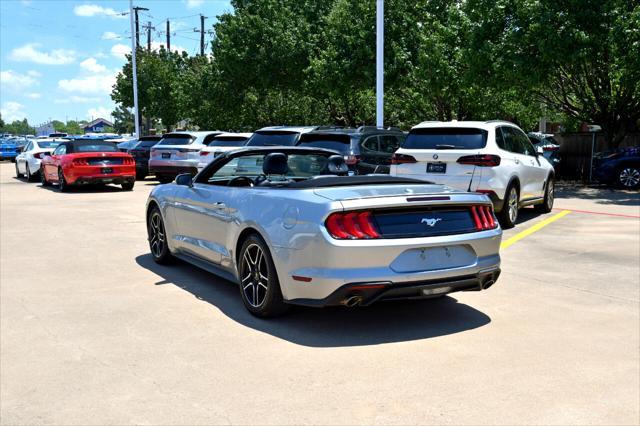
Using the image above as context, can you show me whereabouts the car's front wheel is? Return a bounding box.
[617,166,640,189]
[535,177,554,213]
[238,234,289,318]
[147,206,174,264]
[498,185,519,229]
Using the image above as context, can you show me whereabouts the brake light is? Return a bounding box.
[457,154,501,167]
[325,211,380,239]
[200,151,210,156]
[72,158,88,166]
[124,157,135,165]
[344,155,360,165]
[471,205,497,231]
[33,152,48,159]
[391,154,417,164]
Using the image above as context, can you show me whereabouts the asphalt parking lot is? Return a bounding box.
[1,162,639,425]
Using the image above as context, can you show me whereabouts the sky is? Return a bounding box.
[0,0,232,127]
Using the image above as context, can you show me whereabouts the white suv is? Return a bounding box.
[149,131,222,183]
[390,121,555,228]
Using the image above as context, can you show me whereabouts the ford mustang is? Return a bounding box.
[146,147,502,317]
[40,140,136,191]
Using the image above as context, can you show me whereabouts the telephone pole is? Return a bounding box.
[129,1,141,137]
[194,15,207,55]
[143,21,155,51]
[166,20,170,51]
[132,6,148,48]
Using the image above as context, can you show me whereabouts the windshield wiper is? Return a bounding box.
[434,144,459,149]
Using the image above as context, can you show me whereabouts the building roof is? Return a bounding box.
[83,118,114,129]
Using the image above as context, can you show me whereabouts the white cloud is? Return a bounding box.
[1,102,27,122]
[27,70,41,77]
[9,43,76,65]
[80,57,107,73]
[20,0,32,5]
[25,93,41,99]
[87,106,113,121]
[111,43,131,59]
[58,73,117,95]
[73,4,126,19]
[101,31,121,40]
[185,0,204,9]
[0,70,39,91]
[54,96,102,104]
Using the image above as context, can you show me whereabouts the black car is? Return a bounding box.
[593,147,640,189]
[127,136,163,179]
[296,126,406,174]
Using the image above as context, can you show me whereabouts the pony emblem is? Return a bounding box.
[421,218,442,227]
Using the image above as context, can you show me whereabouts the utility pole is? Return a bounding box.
[129,0,141,138]
[376,0,384,128]
[143,21,155,51]
[132,6,148,48]
[194,15,207,55]
[166,20,170,51]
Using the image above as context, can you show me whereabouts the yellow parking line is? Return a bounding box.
[501,210,572,250]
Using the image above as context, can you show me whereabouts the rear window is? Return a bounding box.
[158,134,194,146]
[246,131,299,146]
[75,143,118,153]
[37,142,60,148]
[207,136,248,147]
[403,128,488,150]
[297,134,352,153]
[137,139,161,148]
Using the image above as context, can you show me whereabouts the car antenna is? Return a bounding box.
[467,152,479,192]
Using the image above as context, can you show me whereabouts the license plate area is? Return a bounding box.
[162,152,171,159]
[427,162,446,173]
[422,286,453,296]
[101,168,113,174]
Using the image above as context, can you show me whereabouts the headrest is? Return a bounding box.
[324,155,349,176]
[263,152,289,175]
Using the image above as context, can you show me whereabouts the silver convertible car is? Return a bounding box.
[145,147,502,317]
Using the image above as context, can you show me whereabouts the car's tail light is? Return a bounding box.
[391,154,417,164]
[73,158,88,166]
[457,154,501,167]
[200,151,210,156]
[471,205,497,231]
[33,152,48,159]
[344,155,360,165]
[124,157,135,165]
[325,211,381,239]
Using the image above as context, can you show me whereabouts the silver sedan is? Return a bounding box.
[145,147,502,317]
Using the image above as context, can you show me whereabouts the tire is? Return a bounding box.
[25,163,35,182]
[238,234,289,318]
[15,162,23,178]
[147,206,175,265]
[498,184,519,229]
[57,168,70,192]
[157,174,174,184]
[535,176,554,213]
[122,181,135,191]
[617,166,640,189]
[40,167,52,186]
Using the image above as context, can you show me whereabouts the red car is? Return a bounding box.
[40,140,136,191]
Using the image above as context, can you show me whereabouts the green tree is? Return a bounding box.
[112,106,134,134]
[0,113,5,129]
[467,0,640,146]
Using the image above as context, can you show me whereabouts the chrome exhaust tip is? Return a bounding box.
[482,279,495,290]
[342,295,363,307]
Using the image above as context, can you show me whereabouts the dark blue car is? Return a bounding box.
[593,147,640,189]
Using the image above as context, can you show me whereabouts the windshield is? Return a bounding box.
[75,143,118,153]
[158,134,194,146]
[246,131,299,147]
[297,134,352,153]
[208,137,248,147]
[403,128,488,150]
[37,142,60,148]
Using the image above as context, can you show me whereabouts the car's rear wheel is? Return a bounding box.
[122,181,135,191]
[40,167,51,186]
[498,185,519,229]
[147,206,174,264]
[617,166,640,189]
[15,162,23,178]
[25,163,34,182]
[57,168,70,192]
[535,177,554,213]
[238,234,289,318]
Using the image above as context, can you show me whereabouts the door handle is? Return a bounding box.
[514,159,520,164]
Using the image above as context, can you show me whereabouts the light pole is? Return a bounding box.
[376,0,384,128]
[129,0,141,138]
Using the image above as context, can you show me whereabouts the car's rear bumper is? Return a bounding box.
[273,227,502,304]
[0,152,18,160]
[149,160,198,176]
[65,165,136,185]
[72,175,136,185]
[289,268,500,307]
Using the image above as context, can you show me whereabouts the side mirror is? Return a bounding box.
[175,173,193,187]
[536,146,544,156]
